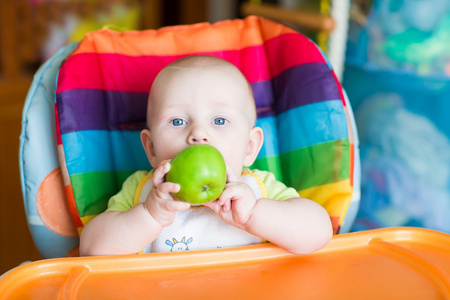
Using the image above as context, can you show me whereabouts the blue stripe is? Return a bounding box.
[61,130,150,175]
[255,116,279,158]
[277,100,348,154]
[60,100,347,174]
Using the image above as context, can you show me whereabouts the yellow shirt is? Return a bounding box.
[108,168,299,212]
[107,169,299,253]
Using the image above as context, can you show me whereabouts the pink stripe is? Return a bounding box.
[56,54,169,93]
[56,49,270,93]
[56,33,326,93]
[266,33,326,76]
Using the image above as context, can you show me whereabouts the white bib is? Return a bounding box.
[137,174,264,253]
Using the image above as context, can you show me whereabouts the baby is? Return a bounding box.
[80,55,332,255]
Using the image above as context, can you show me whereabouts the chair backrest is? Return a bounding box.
[20,42,80,258]
[21,17,360,258]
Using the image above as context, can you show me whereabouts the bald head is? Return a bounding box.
[147,55,256,128]
[165,55,236,70]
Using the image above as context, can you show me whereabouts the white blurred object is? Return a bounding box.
[328,0,350,80]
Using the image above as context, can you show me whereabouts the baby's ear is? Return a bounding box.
[140,129,158,168]
[244,127,264,167]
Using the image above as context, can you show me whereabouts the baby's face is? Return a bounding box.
[145,64,260,177]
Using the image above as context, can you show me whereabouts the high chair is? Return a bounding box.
[18,16,360,258]
[5,16,449,299]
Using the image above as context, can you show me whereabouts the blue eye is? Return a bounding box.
[214,118,227,125]
[171,119,186,126]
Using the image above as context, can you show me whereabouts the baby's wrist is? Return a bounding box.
[142,201,166,228]
[241,196,260,230]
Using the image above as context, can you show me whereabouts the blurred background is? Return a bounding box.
[1,0,449,274]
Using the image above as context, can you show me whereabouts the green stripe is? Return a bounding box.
[280,139,350,191]
[70,139,349,217]
[250,155,283,182]
[70,170,136,218]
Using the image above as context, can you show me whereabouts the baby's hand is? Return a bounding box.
[144,160,190,227]
[204,166,257,230]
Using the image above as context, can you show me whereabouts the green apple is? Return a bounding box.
[166,144,226,205]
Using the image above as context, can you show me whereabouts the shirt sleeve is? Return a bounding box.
[252,169,300,201]
[106,171,148,212]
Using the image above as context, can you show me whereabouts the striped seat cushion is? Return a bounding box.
[55,16,355,235]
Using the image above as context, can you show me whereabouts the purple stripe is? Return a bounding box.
[252,80,275,119]
[252,80,273,108]
[273,63,340,114]
[56,90,148,134]
[56,63,340,134]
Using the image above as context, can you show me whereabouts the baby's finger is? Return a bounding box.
[152,160,171,187]
[165,199,190,212]
[222,199,231,212]
[216,188,232,212]
[203,200,220,214]
[155,182,180,199]
[218,182,238,203]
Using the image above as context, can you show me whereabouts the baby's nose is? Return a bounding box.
[188,127,209,144]
[188,135,208,144]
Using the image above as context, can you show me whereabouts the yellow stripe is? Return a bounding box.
[77,226,84,237]
[241,171,267,198]
[299,179,353,225]
[318,0,331,52]
[80,215,97,226]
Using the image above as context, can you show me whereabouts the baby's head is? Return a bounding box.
[140,55,264,177]
[147,55,257,127]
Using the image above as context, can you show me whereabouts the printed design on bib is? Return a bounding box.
[165,236,193,252]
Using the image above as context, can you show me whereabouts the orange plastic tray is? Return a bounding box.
[1,227,449,300]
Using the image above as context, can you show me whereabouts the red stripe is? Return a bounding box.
[56,33,327,93]
[65,185,83,228]
[55,103,62,145]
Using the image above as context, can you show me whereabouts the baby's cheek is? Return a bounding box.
[155,146,182,162]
